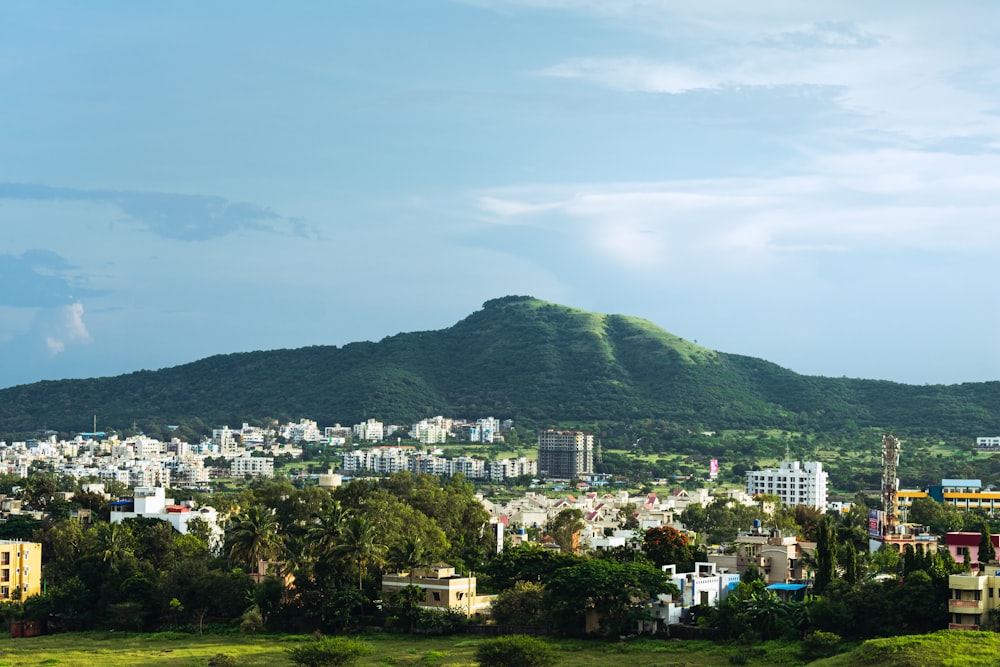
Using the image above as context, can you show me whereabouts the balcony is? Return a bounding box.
[949,599,983,609]
[949,622,980,631]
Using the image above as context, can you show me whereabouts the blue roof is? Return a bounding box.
[942,479,981,487]
[767,583,808,591]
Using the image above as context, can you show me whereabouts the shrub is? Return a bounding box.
[208,654,239,667]
[286,637,374,667]
[475,635,557,667]
[801,630,842,660]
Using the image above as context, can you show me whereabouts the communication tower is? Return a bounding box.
[881,434,900,535]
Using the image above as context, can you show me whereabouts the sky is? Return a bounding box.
[3,1,1000,389]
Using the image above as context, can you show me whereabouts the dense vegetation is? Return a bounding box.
[2,295,1000,439]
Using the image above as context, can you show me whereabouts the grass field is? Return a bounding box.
[0,631,803,667]
[2,630,997,666]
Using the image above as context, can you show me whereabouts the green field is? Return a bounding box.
[0,632,787,667]
[0,630,997,666]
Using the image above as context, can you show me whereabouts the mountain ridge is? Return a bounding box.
[0,295,998,436]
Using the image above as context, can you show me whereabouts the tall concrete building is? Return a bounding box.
[538,430,594,479]
[745,461,828,510]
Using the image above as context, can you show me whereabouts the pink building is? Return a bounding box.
[945,532,1000,569]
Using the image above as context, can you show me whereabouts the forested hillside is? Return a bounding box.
[1,295,999,438]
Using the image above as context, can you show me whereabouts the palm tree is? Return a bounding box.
[226,504,283,573]
[334,515,387,590]
[306,500,351,561]
[92,522,134,568]
[389,536,429,585]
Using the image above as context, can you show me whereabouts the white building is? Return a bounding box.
[475,417,501,443]
[488,457,537,481]
[280,419,322,444]
[212,426,241,456]
[110,487,223,548]
[977,437,1000,450]
[745,461,828,510]
[353,419,385,443]
[411,420,449,445]
[231,455,274,478]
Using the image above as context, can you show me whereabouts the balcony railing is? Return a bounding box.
[949,622,980,631]
[949,599,983,609]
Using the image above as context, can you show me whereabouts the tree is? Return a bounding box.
[979,525,996,567]
[334,515,387,590]
[226,504,283,571]
[489,581,550,629]
[547,559,676,636]
[475,635,557,667]
[90,521,135,568]
[814,517,836,594]
[546,509,584,554]
[389,535,430,584]
[642,526,694,570]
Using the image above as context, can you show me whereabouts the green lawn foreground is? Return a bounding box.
[0,632,761,667]
[2,630,998,667]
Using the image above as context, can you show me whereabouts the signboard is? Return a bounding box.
[709,459,719,478]
[868,508,882,538]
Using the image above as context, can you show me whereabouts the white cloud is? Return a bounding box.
[43,302,90,357]
[474,145,1000,276]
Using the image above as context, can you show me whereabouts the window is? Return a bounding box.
[432,592,440,601]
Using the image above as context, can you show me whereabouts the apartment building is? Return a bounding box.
[949,567,1000,630]
[745,461,828,510]
[537,430,594,479]
[231,455,275,478]
[0,540,42,601]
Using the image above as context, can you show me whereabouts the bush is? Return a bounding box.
[286,637,374,667]
[208,654,239,667]
[801,630,842,660]
[475,635,557,667]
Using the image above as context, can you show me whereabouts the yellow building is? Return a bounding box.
[949,567,1000,630]
[381,565,494,617]
[0,540,41,601]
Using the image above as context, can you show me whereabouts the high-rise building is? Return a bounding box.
[538,430,594,479]
[745,461,828,510]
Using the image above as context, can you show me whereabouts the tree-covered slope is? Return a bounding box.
[1,295,999,435]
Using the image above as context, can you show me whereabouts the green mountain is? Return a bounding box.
[1,295,999,435]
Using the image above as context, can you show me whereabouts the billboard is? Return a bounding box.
[709,459,719,478]
[868,508,882,538]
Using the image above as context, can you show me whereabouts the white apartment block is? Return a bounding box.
[280,419,322,443]
[231,455,275,478]
[411,420,449,445]
[475,417,501,443]
[239,423,267,447]
[212,426,241,456]
[488,457,537,481]
[745,461,828,510]
[977,437,1000,450]
[353,419,385,443]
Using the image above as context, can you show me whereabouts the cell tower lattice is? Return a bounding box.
[881,434,900,534]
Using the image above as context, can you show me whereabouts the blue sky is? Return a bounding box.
[3,1,1000,389]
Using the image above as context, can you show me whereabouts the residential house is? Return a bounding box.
[381,565,494,617]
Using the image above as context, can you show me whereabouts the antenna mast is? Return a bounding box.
[881,434,900,535]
